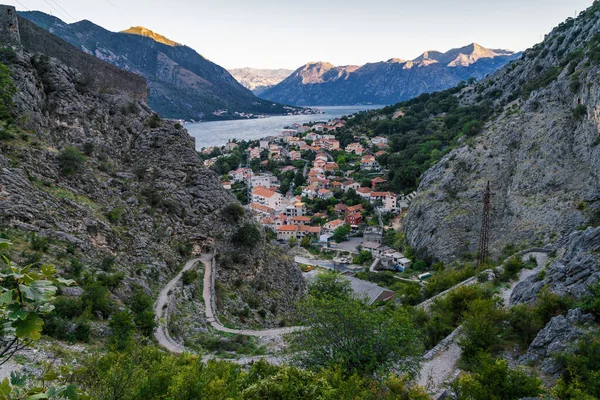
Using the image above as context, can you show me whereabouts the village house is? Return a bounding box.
[250,203,277,218]
[330,181,343,191]
[259,139,270,149]
[375,150,387,157]
[323,219,345,232]
[289,216,312,226]
[325,162,339,172]
[314,159,327,169]
[289,150,301,161]
[302,185,318,199]
[250,174,279,189]
[322,139,340,151]
[229,167,252,183]
[305,132,321,141]
[221,181,232,190]
[249,147,261,160]
[280,166,297,173]
[297,125,311,134]
[203,158,217,167]
[224,142,238,152]
[371,177,387,189]
[315,153,328,162]
[284,202,307,217]
[317,188,333,200]
[360,155,380,171]
[345,212,363,226]
[276,225,321,241]
[363,226,384,244]
[342,179,361,192]
[313,124,325,132]
[357,187,372,200]
[335,203,349,213]
[252,186,283,211]
[371,191,398,212]
[346,204,364,214]
[345,143,364,155]
[371,136,388,145]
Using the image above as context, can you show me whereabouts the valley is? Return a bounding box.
[0,1,599,399]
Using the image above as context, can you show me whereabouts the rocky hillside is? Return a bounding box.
[0,8,304,330]
[260,43,520,106]
[17,11,299,121]
[402,8,600,262]
[228,67,293,95]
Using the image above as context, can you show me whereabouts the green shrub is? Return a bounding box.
[106,207,122,223]
[0,62,16,123]
[452,354,542,400]
[503,256,524,281]
[232,223,261,248]
[554,335,600,399]
[182,269,199,285]
[109,311,135,351]
[29,233,50,252]
[81,283,112,318]
[572,104,587,119]
[58,147,86,175]
[53,296,83,319]
[222,203,245,223]
[459,298,505,363]
[99,256,116,272]
[74,319,91,342]
[506,303,544,349]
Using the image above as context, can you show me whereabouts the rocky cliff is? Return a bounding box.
[17,11,299,121]
[404,8,600,263]
[260,44,520,106]
[0,10,304,327]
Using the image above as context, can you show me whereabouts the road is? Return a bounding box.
[202,252,301,337]
[154,257,201,353]
[294,255,354,272]
[154,253,302,355]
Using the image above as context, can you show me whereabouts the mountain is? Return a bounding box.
[260,44,521,106]
[228,67,294,95]
[17,12,299,121]
[2,2,304,325]
[329,12,600,263]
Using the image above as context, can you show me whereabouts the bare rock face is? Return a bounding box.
[405,9,600,263]
[0,46,304,320]
[519,308,595,375]
[511,227,600,305]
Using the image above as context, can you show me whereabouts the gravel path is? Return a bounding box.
[415,251,551,393]
[154,253,301,357]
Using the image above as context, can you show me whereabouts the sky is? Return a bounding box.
[4,0,595,69]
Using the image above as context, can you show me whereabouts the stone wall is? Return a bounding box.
[14,12,147,101]
[0,6,22,52]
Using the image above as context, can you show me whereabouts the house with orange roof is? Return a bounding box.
[371,191,398,212]
[357,187,372,200]
[252,186,283,210]
[317,188,333,200]
[371,177,387,189]
[290,216,312,226]
[345,143,364,155]
[345,212,363,226]
[360,155,380,171]
[323,219,345,232]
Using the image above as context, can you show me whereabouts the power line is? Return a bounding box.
[13,0,30,11]
[48,0,77,22]
[41,0,71,22]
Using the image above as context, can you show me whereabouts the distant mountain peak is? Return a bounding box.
[121,26,181,47]
[411,43,517,67]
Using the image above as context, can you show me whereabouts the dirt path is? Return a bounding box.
[415,250,551,393]
[155,252,301,358]
[154,257,202,353]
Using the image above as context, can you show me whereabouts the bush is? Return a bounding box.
[459,298,505,363]
[109,311,135,351]
[222,203,245,223]
[106,208,122,223]
[29,233,50,252]
[99,256,116,272]
[503,256,524,281]
[53,296,83,319]
[182,269,199,285]
[81,283,112,318]
[572,104,587,119]
[554,335,600,399]
[74,319,91,342]
[58,147,86,175]
[232,223,261,248]
[452,353,542,400]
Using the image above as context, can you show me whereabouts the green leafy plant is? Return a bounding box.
[0,240,75,366]
[57,147,86,175]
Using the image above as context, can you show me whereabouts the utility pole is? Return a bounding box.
[476,181,492,268]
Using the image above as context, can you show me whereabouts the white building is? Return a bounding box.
[252,186,283,211]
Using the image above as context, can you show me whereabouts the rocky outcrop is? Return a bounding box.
[511,227,600,304]
[519,308,595,374]
[261,44,519,106]
[405,6,600,263]
[0,37,303,324]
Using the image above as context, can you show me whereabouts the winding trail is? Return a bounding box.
[154,252,301,355]
[415,250,551,394]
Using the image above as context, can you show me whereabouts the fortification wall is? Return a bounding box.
[8,11,147,101]
[0,5,22,52]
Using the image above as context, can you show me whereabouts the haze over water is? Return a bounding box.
[187,105,383,149]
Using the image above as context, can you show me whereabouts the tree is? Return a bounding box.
[222,203,245,223]
[232,224,262,247]
[459,298,505,363]
[109,311,136,351]
[289,297,421,376]
[352,250,373,265]
[332,224,351,243]
[308,272,352,301]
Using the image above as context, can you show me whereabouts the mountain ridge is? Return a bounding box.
[261,43,521,106]
[18,11,298,121]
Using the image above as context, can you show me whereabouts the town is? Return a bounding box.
[199,116,420,277]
